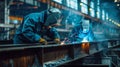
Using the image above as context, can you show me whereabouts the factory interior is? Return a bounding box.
[0,0,120,67]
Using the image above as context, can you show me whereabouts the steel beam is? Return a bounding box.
[0,40,120,67]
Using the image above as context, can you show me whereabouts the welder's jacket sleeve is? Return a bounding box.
[46,28,60,40]
[13,11,60,44]
[14,13,43,44]
[69,25,81,42]
[21,18,41,42]
[69,25,94,43]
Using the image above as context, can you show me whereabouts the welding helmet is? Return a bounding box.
[82,19,90,33]
[44,8,62,26]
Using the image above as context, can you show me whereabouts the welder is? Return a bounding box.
[13,8,62,45]
[69,18,94,43]
[68,18,95,54]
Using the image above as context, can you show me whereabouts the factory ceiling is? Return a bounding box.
[7,0,120,23]
[8,0,47,17]
[100,0,120,22]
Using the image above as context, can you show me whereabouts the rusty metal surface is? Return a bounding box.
[0,40,120,67]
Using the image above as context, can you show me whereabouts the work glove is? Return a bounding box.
[54,38,61,44]
[39,38,47,45]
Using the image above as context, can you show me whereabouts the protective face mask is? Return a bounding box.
[82,20,90,33]
[44,13,60,26]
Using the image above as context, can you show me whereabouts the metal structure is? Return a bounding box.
[0,0,120,66]
[0,39,120,67]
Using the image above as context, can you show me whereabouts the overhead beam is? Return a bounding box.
[0,23,70,32]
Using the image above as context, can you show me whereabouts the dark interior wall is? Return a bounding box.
[0,0,5,40]
[10,2,48,17]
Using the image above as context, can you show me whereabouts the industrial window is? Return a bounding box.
[53,0,62,4]
[81,0,88,4]
[81,3,88,14]
[26,0,33,4]
[97,0,100,5]
[89,1,95,17]
[67,0,78,10]
[106,13,108,20]
[90,8,95,17]
[90,1,94,8]
[97,6,100,18]
[102,10,105,20]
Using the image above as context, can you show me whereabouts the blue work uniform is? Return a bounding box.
[13,11,60,44]
[69,25,94,43]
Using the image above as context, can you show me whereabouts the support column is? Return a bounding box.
[5,0,10,40]
[0,0,5,40]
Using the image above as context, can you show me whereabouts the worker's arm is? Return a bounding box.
[21,18,42,43]
[47,27,61,44]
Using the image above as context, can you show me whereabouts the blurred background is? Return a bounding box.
[0,0,120,41]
